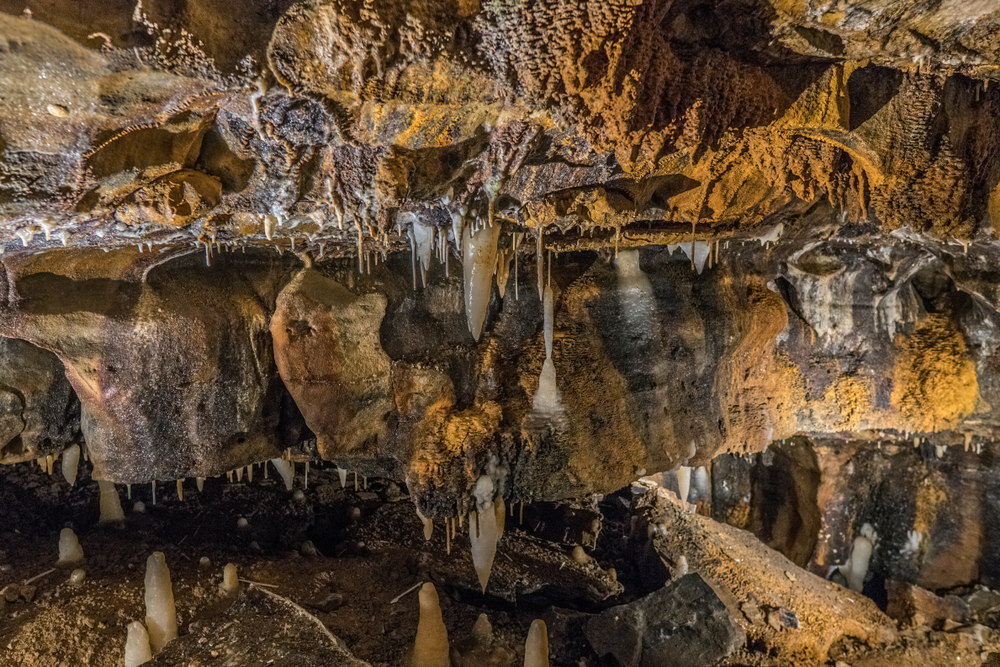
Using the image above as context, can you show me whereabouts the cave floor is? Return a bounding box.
[0,458,996,666]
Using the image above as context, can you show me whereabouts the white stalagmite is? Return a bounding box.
[676,466,692,506]
[62,444,80,486]
[469,475,499,593]
[144,551,178,654]
[270,458,294,491]
[843,523,876,592]
[462,220,501,341]
[57,527,84,566]
[124,621,153,667]
[524,619,549,667]
[98,480,125,524]
[411,583,450,667]
[220,563,239,594]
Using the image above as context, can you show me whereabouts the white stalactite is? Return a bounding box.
[61,444,80,486]
[462,221,501,341]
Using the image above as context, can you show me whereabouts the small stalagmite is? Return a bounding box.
[411,582,450,667]
[524,619,549,667]
[220,563,239,594]
[98,480,125,524]
[57,527,84,567]
[144,551,178,654]
[124,621,153,667]
[61,444,80,486]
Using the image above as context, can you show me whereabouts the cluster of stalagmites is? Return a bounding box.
[410,582,548,667]
[49,523,547,665]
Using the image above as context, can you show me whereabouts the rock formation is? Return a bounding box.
[3,1,1000,664]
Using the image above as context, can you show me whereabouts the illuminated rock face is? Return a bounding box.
[0,2,999,509]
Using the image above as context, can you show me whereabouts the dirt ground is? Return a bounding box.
[3,455,998,666]
[0,453,628,667]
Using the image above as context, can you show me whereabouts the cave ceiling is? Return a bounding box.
[0,0,999,512]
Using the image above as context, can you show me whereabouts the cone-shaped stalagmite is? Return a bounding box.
[411,582,450,667]
[144,551,178,653]
[524,619,549,667]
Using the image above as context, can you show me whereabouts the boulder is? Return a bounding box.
[586,573,745,667]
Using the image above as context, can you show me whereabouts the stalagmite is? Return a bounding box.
[462,220,501,340]
[270,458,294,491]
[469,475,499,592]
[677,466,692,506]
[57,527,84,566]
[144,552,178,653]
[410,583,450,667]
[124,621,153,667]
[98,480,125,524]
[524,619,549,667]
[842,523,876,593]
[220,563,239,594]
[61,444,80,486]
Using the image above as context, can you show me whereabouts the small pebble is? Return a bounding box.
[236,517,249,530]
[307,591,343,613]
[19,585,37,602]
[133,501,146,514]
[292,489,305,502]
[199,557,211,569]
[301,541,319,557]
[68,568,86,585]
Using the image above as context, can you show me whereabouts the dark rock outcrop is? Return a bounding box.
[586,573,745,667]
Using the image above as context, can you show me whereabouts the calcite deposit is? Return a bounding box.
[3,0,1000,665]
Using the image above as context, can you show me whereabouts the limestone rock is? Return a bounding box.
[0,337,77,464]
[586,573,745,667]
[886,580,972,629]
